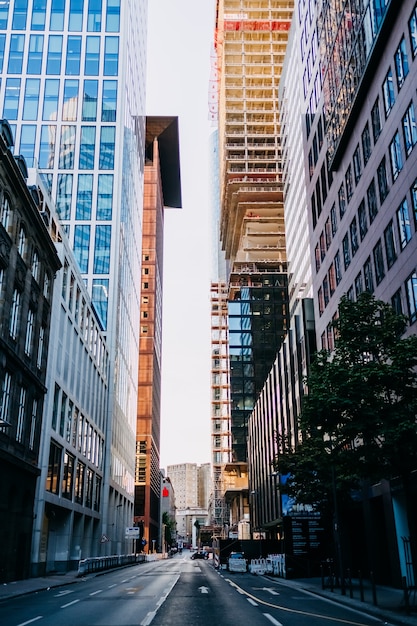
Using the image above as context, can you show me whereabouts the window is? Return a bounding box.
[79,126,96,169]
[325,217,331,249]
[342,234,351,270]
[411,177,417,227]
[334,251,342,285]
[353,145,362,184]
[314,244,320,272]
[85,36,100,75]
[367,179,378,223]
[25,309,35,356]
[29,399,38,450]
[330,203,337,236]
[82,79,98,121]
[18,226,26,257]
[394,37,409,89]
[50,0,65,30]
[3,78,21,120]
[389,131,403,181]
[377,157,389,204]
[62,452,75,499]
[0,3,9,29]
[0,372,11,426]
[12,0,27,29]
[69,0,84,31]
[0,34,5,73]
[76,174,93,220]
[382,68,395,117]
[354,273,363,299]
[410,4,417,57]
[323,276,329,306]
[10,289,21,340]
[373,239,385,285]
[0,195,10,230]
[345,165,353,202]
[65,36,82,75]
[384,220,397,269]
[74,225,90,272]
[46,442,61,494]
[8,34,25,74]
[43,272,50,299]
[406,271,417,323]
[99,126,115,169]
[88,0,102,31]
[363,256,374,293]
[397,198,412,249]
[349,217,359,256]
[92,278,109,329]
[75,461,85,504]
[338,183,346,219]
[16,387,26,443]
[97,174,113,220]
[32,250,40,281]
[32,0,47,30]
[37,326,44,369]
[361,122,372,165]
[101,80,117,121]
[59,126,76,169]
[391,288,403,316]
[318,286,324,315]
[93,225,111,273]
[43,79,59,121]
[402,102,417,156]
[56,173,73,219]
[358,199,368,240]
[104,36,118,75]
[46,35,63,74]
[371,98,382,142]
[328,263,336,296]
[106,0,120,32]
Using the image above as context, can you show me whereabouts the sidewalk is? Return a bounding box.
[272,576,417,626]
[0,570,83,601]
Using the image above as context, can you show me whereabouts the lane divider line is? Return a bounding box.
[17,618,43,626]
[61,599,80,608]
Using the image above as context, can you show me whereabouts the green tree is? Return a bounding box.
[162,512,176,547]
[277,293,417,571]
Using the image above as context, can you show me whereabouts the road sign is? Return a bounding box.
[100,534,110,543]
[125,527,140,539]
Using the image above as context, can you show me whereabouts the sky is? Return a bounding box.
[145,1,216,470]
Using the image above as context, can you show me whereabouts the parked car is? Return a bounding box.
[191,550,209,560]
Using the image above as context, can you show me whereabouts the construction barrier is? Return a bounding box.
[249,554,286,577]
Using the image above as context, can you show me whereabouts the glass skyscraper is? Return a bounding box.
[0,0,148,546]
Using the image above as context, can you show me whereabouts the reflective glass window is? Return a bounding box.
[50,0,65,30]
[46,35,63,74]
[397,198,412,250]
[8,34,25,74]
[59,125,76,169]
[92,279,108,328]
[69,0,84,31]
[23,78,41,120]
[103,36,118,75]
[88,0,102,31]
[42,79,59,121]
[85,36,100,75]
[402,102,417,156]
[62,79,79,121]
[97,174,113,219]
[56,173,73,219]
[395,37,409,90]
[66,36,82,75]
[12,0,27,29]
[0,35,5,73]
[3,78,21,120]
[74,225,91,273]
[101,80,117,121]
[106,0,120,32]
[0,1,10,29]
[99,126,115,169]
[76,174,93,219]
[79,126,96,169]
[27,34,44,74]
[93,225,111,273]
[82,80,98,121]
[39,125,56,169]
[31,0,47,30]
[19,125,36,166]
[382,68,395,117]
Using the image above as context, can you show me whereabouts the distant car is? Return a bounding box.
[191,551,208,560]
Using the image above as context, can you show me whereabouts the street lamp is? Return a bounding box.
[250,490,262,558]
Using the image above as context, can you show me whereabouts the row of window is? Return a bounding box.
[317,177,417,317]
[47,440,102,510]
[0,33,119,77]
[51,382,104,468]
[0,0,120,34]
[54,172,113,221]
[0,372,41,451]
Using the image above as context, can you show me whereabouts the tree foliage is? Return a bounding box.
[277,292,417,516]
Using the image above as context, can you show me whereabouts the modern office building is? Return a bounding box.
[134,116,181,552]
[0,1,149,553]
[0,122,61,582]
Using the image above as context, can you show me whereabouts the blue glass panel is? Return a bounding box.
[56,173,73,219]
[103,36,118,75]
[105,0,119,32]
[46,35,63,75]
[42,79,59,120]
[23,78,41,120]
[19,125,36,166]
[65,36,82,75]
[31,0,47,30]
[69,0,84,31]
[8,34,25,74]
[85,36,100,75]
[59,125,76,169]
[12,0,27,29]
[3,78,21,120]
[92,278,108,328]
[99,126,115,169]
[101,80,117,121]
[93,225,111,273]
[0,35,5,73]
[39,125,56,169]
[50,0,65,30]
[82,80,98,121]
[0,1,10,30]
[97,174,113,220]
[76,174,93,219]
[74,225,91,273]
[88,0,102,32]
[62,79,79,121]
[79,126,96,169]
[27,35,44,74]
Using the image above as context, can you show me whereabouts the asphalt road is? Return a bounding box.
[0,554,392,626]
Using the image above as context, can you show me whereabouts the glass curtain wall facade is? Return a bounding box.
[0,0,148,547]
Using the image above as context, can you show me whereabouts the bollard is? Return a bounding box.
[359,570,364,602]
[347,568,353,598]
[321,564,325,590]
[370,571,377,606]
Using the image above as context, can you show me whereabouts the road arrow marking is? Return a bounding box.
[263,614,283,626]
[199,586,209,594]
[253,587,279,595]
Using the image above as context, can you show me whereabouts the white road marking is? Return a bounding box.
[54,589,74,597]
[108,583,117,588]
[247,598,258,606]
[198,586,209,594]
[17,618,43,626]
[89,589,103,596]
[61,599,80,608]
[140,574,180,625]
[263,614,284,626]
